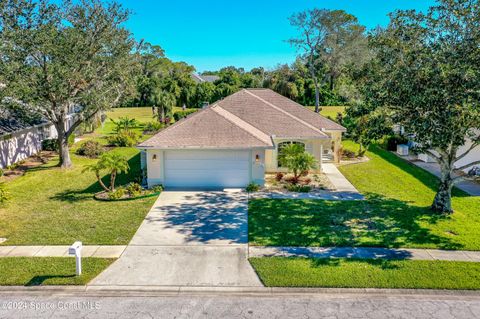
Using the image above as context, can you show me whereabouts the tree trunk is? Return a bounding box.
[110,171,117,191]
[96,172,110,192]
[310,68,321,113]
[56,123,72,168]
[431,161,454,214]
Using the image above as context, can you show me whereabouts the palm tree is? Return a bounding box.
[83,152,129,192]
[152,89,176,124]
[278,143,317,183]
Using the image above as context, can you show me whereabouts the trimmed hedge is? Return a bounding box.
[173,109,197,122]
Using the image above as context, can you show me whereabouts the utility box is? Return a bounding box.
[397,144,409,156]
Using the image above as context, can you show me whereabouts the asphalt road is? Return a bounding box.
[1,291,480,319]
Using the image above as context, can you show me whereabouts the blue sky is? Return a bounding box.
[121,0,435,72]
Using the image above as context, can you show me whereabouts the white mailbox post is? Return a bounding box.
[68,241,83,276]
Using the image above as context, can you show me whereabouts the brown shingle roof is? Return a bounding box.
[246,89,346,131]
[139,89,346,149]
[138,107,273,149]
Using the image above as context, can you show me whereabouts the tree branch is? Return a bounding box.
[455,141,480,162]
[455,160,480,172]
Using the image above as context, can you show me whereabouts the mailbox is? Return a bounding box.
[69,241,83,276]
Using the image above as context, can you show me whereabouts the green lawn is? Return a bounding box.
[0,257,114,285]
[0,108,160,245]
[250,257,480,289]
[306,106,346,119]
[97,106,197,138]
[249,143,480,250]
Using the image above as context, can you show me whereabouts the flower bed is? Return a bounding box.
[93,183,163,201]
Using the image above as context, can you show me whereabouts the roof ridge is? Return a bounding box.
[137,107,210,146]
[243,89,329,136]
[210,105,273,146]
[264,89,346,131]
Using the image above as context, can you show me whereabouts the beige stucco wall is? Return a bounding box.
[146,149,164,187]
[265,137,335,173]
[251,149,266,186]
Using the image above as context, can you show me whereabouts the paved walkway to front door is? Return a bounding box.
[89,190,262,287]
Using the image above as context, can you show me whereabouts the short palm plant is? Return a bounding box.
[278,143,317,184]
[110,117,138,132]
[83,152,129,192]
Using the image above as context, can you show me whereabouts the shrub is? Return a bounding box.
[107,129,138,147]
[385,135,409,151]
[246,182,260,192]
[173,109,197,122]
[126,182,143,197]
[284,175,300,185]
[151,185,164,193]
[42,139,58,151]
[286,184,311,193]
[143,121,164,134]
[41,134,75,151]
[0,168,4,177]
[0,184,10,203]
[275,172,284,181]
[75,140,104,158]
[108,187,126,200]
[341,148,356,159]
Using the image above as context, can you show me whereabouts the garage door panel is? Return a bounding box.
[164,150,251,188]
[166,159,249,171]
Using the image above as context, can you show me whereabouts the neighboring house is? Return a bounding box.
[138,88,346,188]
[0,118,57,169]
[395,126,480,173]
[0,107,78,169]
[191,73,220,83]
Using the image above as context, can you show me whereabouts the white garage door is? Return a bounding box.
[164,150,251,188]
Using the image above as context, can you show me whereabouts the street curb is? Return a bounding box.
[0,285,480,298]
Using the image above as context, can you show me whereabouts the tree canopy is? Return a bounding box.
[0,0,137,168]
[367,0,480,213]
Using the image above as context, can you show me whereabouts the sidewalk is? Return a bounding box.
[412,160,480,196]
[0,245,126,258]
[249,246,480,262]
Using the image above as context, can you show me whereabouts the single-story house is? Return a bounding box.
[394,126,480,174]
[138,89,346,189]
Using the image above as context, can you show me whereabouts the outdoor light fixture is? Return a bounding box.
[152,154,157,161]
[255,154,260,162]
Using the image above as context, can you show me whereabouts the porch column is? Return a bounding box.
[332,131,342,163]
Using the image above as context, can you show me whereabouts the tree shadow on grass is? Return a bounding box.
[25,274,75,286]
[249,193,461,250]
[50,152,142,203]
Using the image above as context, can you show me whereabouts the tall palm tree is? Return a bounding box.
[152,89,176,124]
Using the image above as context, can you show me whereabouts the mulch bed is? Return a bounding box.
[1,151,57,183]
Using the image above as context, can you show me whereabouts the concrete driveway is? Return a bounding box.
[90,190,262,287]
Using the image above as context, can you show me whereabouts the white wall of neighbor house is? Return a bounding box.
[0,123,57,169]
[455,138,480,173]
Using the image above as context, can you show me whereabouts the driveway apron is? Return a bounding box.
[90,190,262,287]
